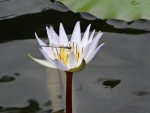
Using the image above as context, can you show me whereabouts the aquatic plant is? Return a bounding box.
[58,0,150,21]
[28,21,104,113]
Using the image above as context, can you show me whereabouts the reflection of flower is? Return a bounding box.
[28,21,104,72]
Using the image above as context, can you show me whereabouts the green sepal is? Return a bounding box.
[68,59,86,72]
[27,53,35,61]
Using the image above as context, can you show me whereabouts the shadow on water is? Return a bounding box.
[0,73,20,83]
[0,14,16,19]
[0,0,11,3]
[95,78,121,88]
[0,75,15,83]
[0,99,52,113]
[133,91,150,96]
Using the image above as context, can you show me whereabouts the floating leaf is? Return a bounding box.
[58,0,150,21]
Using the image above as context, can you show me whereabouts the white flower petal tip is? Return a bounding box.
[27,54,56,69]
[35,32,47,46]
[59,23,69,46]
[86,43,105,64]
[100,43,105,47]
[71,21,81,44]
[68,59,86,72]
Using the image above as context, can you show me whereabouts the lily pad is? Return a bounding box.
[58,0,150,21]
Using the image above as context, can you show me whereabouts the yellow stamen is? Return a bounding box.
[59,48,68,65]
[53,44,80,65]
[56,48,61,60]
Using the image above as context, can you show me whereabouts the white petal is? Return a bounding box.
[46,26,52,44]
[81,24,91,47]
[88,30,95,43]
[77,57,84,67]
[53,59,68,71]
[40,48,54,60]
[92,31,103,46]
[35,33,54,59]
[71,21,81,44]
[86,43,104,64]
[59,23,69,46]
[76,52,84,67]
[67,52,77,69]
[28,54,56,68]
[86,31,103,58]
[40,48,50,60]
[35,33,46,46]
[49,26,59,45]
[82,43,90,58]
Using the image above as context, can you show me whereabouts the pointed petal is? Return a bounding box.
[40,48,50,60]
[92,31,103,47]
[53,59,68,71]
[35,32,54,60]
[46,26,52,44]
[28,54,56,68]
[59,23,69,46]
[88,30,95,43]
[81,24,91,47]
[67,52,77,69]
[82,43,90,58]
[71,21,81,44]
[35,33,47,46]
[86,43,104,64]
[86,31,103,58]
[50,26,59,45]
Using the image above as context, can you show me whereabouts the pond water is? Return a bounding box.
[0,0,150,113]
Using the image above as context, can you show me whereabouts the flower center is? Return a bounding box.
[53,43,80,65]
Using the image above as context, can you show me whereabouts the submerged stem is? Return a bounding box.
[65,72,73,113]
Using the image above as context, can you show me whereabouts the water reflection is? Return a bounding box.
[53,109,64,113]
[133,91,150,96]
[95,78,121,88]
[102,79,121,88]
[0,14,16,19]
[0,75,15,83]
[0,0,11,3]
[0,73,20,83]
[13,72,20,76]
[44,101,51,107]
[0,99,52,113]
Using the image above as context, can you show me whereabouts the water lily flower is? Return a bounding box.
[28,21,104,113]
[28,21,104,72]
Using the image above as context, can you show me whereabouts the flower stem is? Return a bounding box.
[65,72,73,113]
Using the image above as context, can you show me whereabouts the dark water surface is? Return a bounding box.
[0,0,150,113]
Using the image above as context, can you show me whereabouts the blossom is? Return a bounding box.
[28,21,104,72]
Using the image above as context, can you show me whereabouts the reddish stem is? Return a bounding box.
[66,72,73,113]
